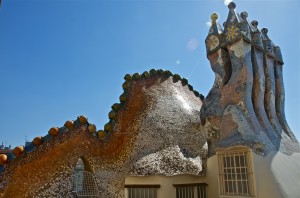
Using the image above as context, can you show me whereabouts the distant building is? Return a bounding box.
[0,143,11,154]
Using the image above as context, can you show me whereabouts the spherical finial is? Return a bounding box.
[124,74,132,81]
[104,122,113,132]
[261,28,268,34]
[210,13,218,22]
[111,103,121,111]
[241,11,248,20]
[119,93,127,102]
[32,136,43,146]
[13,146,24,157]
[251,20,258,28]
[64,120,75,130]
[108,110,117,120]
[48,127,59,136]
[78,115,88,125]
[0,154,8,165]
[228,2,236,10]
[88,124,96,133]
[97,130,106,138]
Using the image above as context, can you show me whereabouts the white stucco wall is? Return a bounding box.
[125,174,207,198]
[124,151,300,198]
[252,151,300,198]
[124,156,219,198]
[205,155,220,198]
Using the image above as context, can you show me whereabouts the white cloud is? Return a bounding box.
[224,0,233,6]
[186,38,199,51]
[206,21,211,27]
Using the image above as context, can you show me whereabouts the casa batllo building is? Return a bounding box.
[0,2,299,198]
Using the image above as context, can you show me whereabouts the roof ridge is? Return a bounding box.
[0,69,204,172]
[100,69,204,139]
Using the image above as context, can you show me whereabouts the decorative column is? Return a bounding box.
[261,28,284,136]
[220,3,270,150]
[201,13,229,156]
[250,20,280,148]
[201,2,277,155]
[274,46,297,141]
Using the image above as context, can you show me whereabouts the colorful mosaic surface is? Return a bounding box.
[0,2,299,197]
[0,70,206,197]
[202,2,299,156]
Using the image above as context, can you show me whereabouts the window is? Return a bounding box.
[173,183,207,198]
[72,158,100,197]
[217,147,254,197]
[73,158,84,192]
[125,185,160,198]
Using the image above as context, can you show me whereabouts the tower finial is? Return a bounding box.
[210,13,218,24]
[251,20,259,31]
[207,13,223,35]
[261,28,268,33]
[261,27,275,53]
[250,20,264,48]
[224,1,251,42]
[240,11,248,21]
[261,28,269,36]
[205,12,223,53]
[228,2,236,10]
[237,11,253,41]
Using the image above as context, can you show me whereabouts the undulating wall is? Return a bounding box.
[252,151,300,198]
[0,70,207,197]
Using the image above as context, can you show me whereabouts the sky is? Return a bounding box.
[0,0,299,148]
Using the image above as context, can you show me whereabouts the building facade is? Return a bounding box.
[0,2,299,198]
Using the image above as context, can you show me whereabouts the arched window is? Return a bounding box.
[72,157,100,197]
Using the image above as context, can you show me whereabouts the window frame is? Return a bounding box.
[124,184,160,198]
[217,147,255,198]
[173,183,208,198]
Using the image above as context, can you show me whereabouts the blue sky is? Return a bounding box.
[0,0,299,148]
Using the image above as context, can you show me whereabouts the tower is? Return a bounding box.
[201,2,299,156]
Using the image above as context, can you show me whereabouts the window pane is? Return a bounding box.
[237,173,241,180]
[223,157,229,168]
[240,155,245,166]
[127,188,157,198]
[235,156,240,167]
[225,181,229,193]
[241,173,247,180]
[228,181,233,193]
[242,181,248,194]
[230,156,234,167]
[175,186,207,198]
[238,181,243,193]
[219,151,252,196]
